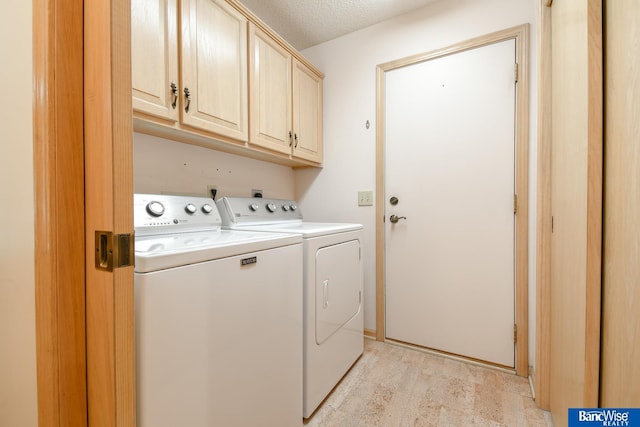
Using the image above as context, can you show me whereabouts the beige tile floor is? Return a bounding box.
[305,339,552,427]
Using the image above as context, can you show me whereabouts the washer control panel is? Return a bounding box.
[134,193,221,235]
[217,197,303,226]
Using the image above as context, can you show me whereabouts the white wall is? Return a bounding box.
[295,0,538,366]
[0,1,38,425]
[134,133,296,199]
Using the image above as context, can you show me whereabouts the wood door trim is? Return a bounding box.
[375,25,530,376]
[583,0,603,405]
[34,0,87,424]
[534,0,552,410]
[536,0,603,411]
[84,0,134,424]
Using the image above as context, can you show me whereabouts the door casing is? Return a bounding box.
[375,24,530,376]
[34,0,135,424]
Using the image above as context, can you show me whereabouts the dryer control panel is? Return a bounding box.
[217,197,303,226]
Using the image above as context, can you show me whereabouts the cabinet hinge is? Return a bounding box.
[514,194,518,214]
[514,324,518,343]
[514,63,519,83]
[95,230,135,271]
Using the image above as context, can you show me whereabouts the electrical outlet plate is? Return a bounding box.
[206,185,217,199]
[358,190,374,206]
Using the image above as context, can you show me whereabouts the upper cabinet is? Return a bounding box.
[248,23,323,164]
[131,0,179,122]
[292,59,323,164]
[181,0,248,140]
[248,23,292,155]
[131,0,324,167]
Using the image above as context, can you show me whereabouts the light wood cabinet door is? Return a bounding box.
[248,23,292,154]
[292,59,323,163]
[181,0,248,141]
[131,0,179,121]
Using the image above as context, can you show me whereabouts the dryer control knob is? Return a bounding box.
[290,204,298,211]
[282,205,290,212]
[146,201,165,217]
[201,203,214,214]
[266,203,277,213]
[185,203,197,214]
[249,203,260,212]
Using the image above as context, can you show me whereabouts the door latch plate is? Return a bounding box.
[95,231,135,271]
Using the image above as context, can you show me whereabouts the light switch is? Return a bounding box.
[358,190,374,206]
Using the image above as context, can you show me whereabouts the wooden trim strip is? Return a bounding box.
[364,329,377,339]
[514,24,531,378]
[375,64,386,342]
[84,0,134,424]
[34,0,87,424]
[33,0,59,422]
[376,25,530,375]
[583,0,603,406]
[534,0,552,410]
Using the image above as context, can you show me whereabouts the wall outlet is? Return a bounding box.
[206,185,217,200]
[358,190,374,206]
[252,189,263,198]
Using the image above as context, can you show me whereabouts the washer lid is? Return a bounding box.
[134,230,301,273]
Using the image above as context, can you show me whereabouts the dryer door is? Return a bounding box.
[315,239,362,344]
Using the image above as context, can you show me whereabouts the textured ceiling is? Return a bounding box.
[237,0,441,50]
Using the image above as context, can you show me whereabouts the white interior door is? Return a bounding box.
[384,39,516,367]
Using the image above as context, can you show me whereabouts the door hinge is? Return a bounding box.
[514,194,518,214]
[514,324,518,343]
[514,63,519,83]
[551,215,554,233]
[95,230,135,271]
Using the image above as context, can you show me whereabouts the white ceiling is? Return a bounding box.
[237,0,442,50]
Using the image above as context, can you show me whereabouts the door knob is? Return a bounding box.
[389,214,407,224]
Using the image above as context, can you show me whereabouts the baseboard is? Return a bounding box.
[364,328,376,339]
[529,365,536,400]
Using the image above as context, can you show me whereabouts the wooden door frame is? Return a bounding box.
[535,0,603,413]
[34,0,134,424]
[34,0,87,424]
[375,25,530,377]
[534,0,552,410]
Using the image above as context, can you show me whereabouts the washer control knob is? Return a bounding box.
[282,204,290,212]
[290,204,298,211]
[146,201,165,217]
[266,203,277,213]
[201,203,214,214]
[185,203,197,214]
[249,203,260,212]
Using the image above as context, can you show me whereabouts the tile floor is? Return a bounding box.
[304,339,553,427]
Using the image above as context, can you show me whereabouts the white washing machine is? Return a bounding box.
[134,193,303,427]
[216,197,364,418]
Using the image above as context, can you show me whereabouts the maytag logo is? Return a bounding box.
[241,256,257,266]
[569,408,639,426]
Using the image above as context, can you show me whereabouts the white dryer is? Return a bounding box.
[216,197,364,418]
[134,194,303,427]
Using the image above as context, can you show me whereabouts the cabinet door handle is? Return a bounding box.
[289,131,293,147]
[294,133,298,148]
[170,81,178,109]
[183,87,191,113]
